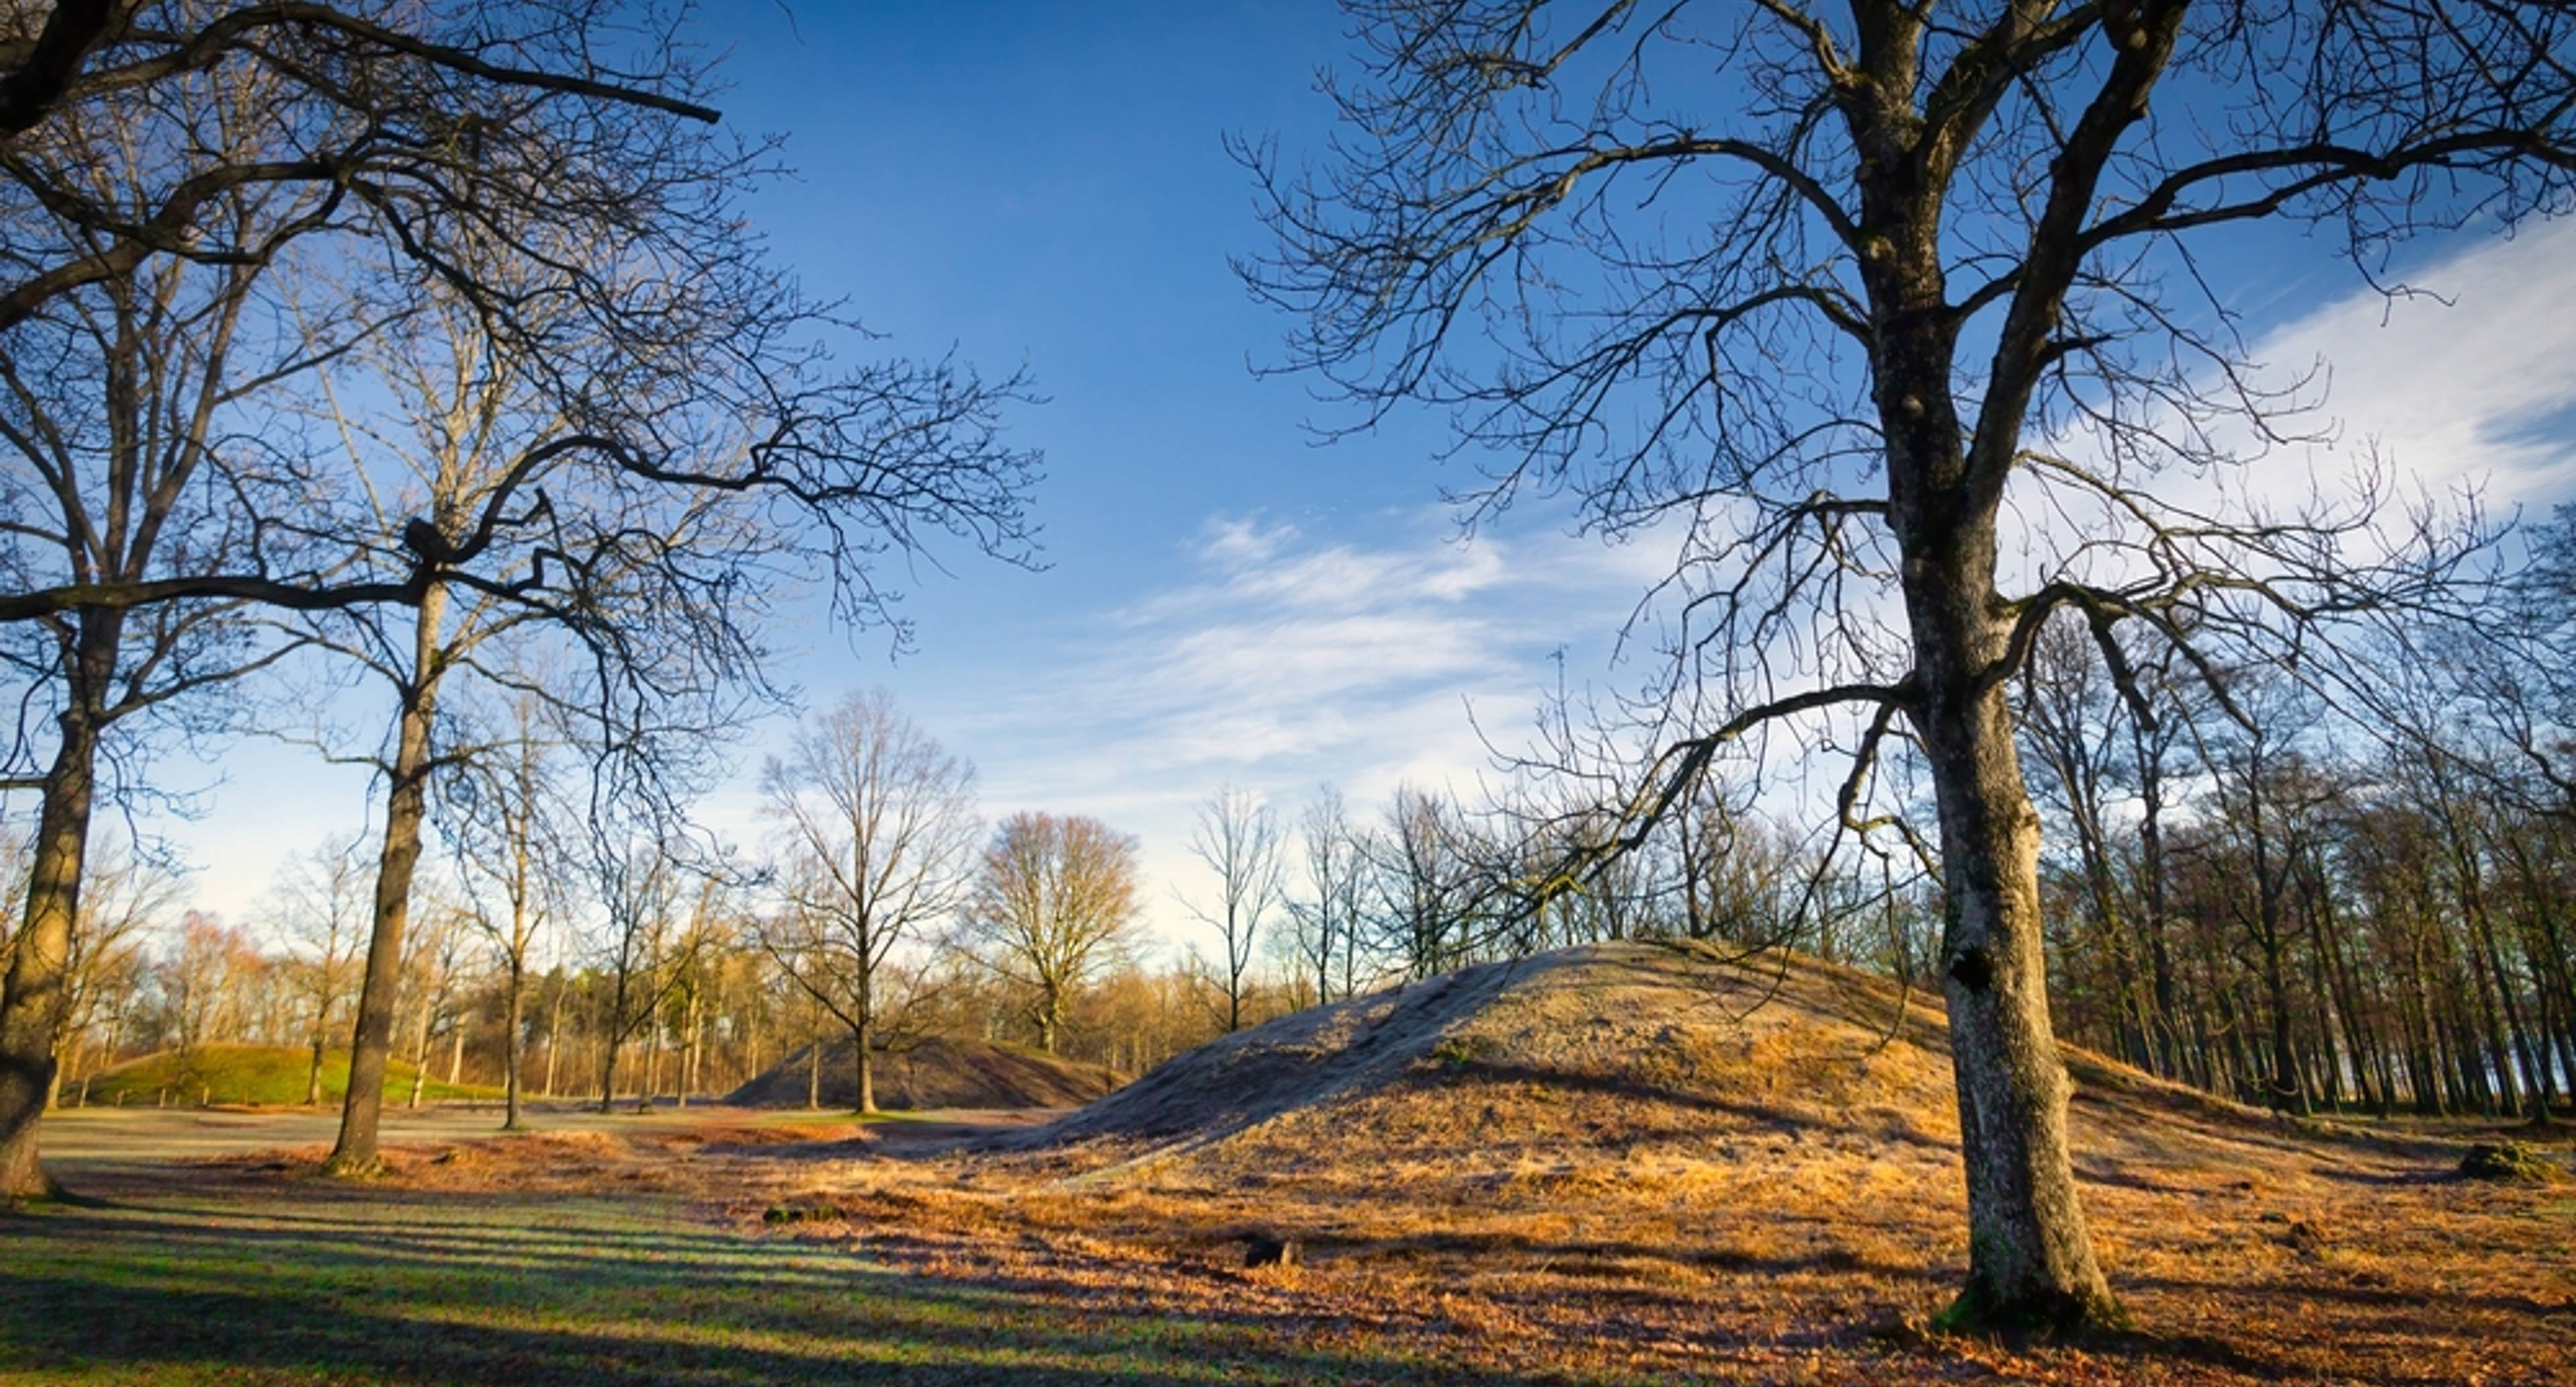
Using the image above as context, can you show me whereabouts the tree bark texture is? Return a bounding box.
[325,586,447,1175]
[0,612,119,1199]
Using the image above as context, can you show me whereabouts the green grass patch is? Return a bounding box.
[0,1184,1578,1385]
[73,1045,501,1108]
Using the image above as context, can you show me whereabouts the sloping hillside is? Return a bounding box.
[1030,940,2383,1199]
[671,940,2565,1386]
[727,1035,1120,1111]
[77,1044,497,1107]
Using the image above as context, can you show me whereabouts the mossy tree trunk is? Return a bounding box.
[0,617,114,1198]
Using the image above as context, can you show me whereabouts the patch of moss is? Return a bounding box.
[2458,1142,2559,1183]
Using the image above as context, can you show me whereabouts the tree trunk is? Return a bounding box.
[851,1017,875,1115]
[1909,539,2119,1332]
[2262,942,2307,1116]
[2133,748,2181,1081]
[598,1035,619,1114]
[677,985,700,1109]
[1037,982,1061,1056]
[0,614,116,1199]
[502,954,525,1130]
[306,1027,327,1108]
[804,1034,821,1110]
[643,1015,662,1106]
[408,994,433,1111]
[325,585,448,1176]
[541,979,565,1100]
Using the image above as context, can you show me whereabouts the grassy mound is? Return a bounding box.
[1030,940,2374,1201]
[725,1035,1120,1111]
[75,1044,500,1107]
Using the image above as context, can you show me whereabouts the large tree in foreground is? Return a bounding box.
[0,58,329,1193]
[1244,0,2572,1331]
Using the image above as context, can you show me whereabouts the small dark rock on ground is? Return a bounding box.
[1244,1235,1302,1268]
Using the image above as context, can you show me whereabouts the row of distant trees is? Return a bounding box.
[33,600,2576,1133]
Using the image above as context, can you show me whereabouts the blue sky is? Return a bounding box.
[161,5,2576,952]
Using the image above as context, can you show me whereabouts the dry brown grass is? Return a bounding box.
[210,944,2575,1385]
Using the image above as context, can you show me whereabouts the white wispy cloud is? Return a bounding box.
[947,510,1652,945]
[2252,217,2576,504]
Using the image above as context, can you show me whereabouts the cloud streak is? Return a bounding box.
[936,510,1655,940]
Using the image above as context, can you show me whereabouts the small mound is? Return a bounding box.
[727,1036,1119,1111]
[75,1044,497,1107]
[2459,1141,2563,1183]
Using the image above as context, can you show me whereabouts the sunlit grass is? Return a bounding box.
[0,1182,1560,1386]
[74,1044,501,1108]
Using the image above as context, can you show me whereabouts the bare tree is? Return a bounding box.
[587,844,712,1113]
[270,835,368,1108]
[0,1,721,333]
[1181,785,1283,1033]
[455,694,566,1129]
[1365,785,1479,980]
[152,909,260,1072]
[51,828,165,1104]
[396,893,471,1111]
[1240,0,2571,1329]
[1287,786,1366,1003]
[960,812,1142,1054]
[2019,616,2157,1071]
[757,689,978,1114]
[0,54,329,1190]
[292,267,717,1168]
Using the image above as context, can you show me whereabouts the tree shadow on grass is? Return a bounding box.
[0,1189,1591,1387]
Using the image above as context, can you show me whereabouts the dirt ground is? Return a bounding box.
[13,1100,2560,1382]
[10,946,2573,1385]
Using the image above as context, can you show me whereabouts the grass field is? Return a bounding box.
[73,1045,502,1109]
[0,1118,1538,1386]
[5,1101,2567,1386]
